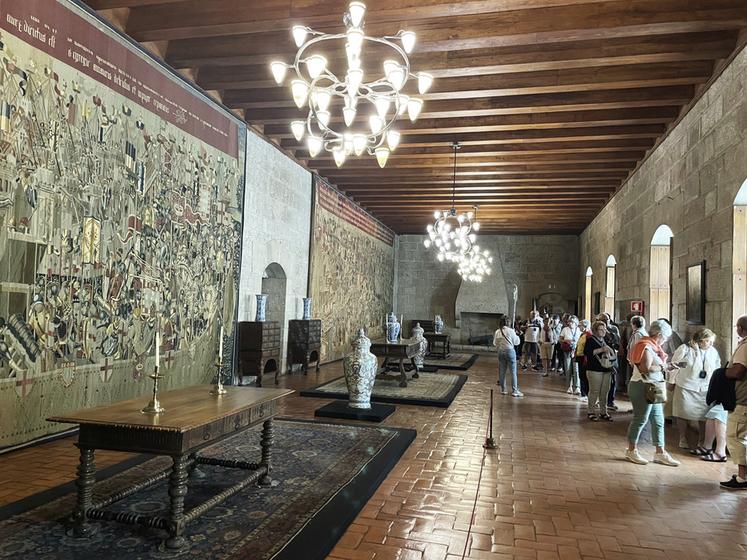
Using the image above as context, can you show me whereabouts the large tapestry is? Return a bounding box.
[0,0,245,449]
[310,179,394,362]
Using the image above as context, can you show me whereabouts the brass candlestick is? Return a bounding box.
[141,365,165,414]
[210,358,227,395]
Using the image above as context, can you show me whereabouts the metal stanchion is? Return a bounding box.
[483,388,496,449]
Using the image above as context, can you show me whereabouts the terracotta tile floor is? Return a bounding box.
[2,355,747,559]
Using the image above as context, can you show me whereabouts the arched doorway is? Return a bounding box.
[584,266,593,321]
[650,225,673,321]
[732,178,747,349]
[605,255,617,318]
[262,263,287,372]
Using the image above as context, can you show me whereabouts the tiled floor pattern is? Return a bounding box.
[1,356,746,559]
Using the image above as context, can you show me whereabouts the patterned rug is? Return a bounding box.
[0,419,415,560]
[424,353,479,370]
[299,372,467,407]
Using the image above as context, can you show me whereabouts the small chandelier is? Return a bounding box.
[269,1,432,168]
[423,143,493,282]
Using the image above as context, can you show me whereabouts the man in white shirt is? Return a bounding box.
[722,315,747,490]
[521,310,542,371]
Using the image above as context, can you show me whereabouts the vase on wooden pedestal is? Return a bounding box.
[412,322,427,368]
[434,315,444,334]
[255,294,268,322]
[386,312,400,343]
[343,329,378,409]
[302,297,312,320]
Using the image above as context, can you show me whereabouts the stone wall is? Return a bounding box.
[580,46,747,356]
[239,130,312,371]
[396,235,579,341]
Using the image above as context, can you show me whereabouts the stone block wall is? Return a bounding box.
[580,46,747,356]
[239,130,312,371]
[396,235,579,341]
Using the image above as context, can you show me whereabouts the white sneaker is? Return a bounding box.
[566,387,573,394]
[542,372,549,377]
[500,389,508,395]
[654,451,681,467]
[573,389,581,395]
[625,449,649,465]
[511,390,524,398]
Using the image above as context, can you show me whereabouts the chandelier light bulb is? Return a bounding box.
[292,25,308,47]
[469,233,476,242]
[317,110,331,127]
[270,61,287,84]
[343,133,354,155]
[389,67,405,90]
[457,214,465,223]
[291,120,306,141]
[312,89,331,112]
[488,257,494,264]
[473,222,480,231]
[375,97,391,118]
[423,239,431,248]
[353,134,367,156]
[375,147,390,168]
[369,114,383,134]
[347,68,364,93]
[400,31,416,53]
[291,80,309,108]
[467,211,474,219]
[426,224,434,233]
[333,146,347,167]
[386,130,400,150]
[307,135,322,157]
[437,253,445,262]
[343,106,357,126]
[397,94,410,116]
[417,73,434,94]
[305,55,328,79]
[348,2,366,28]
[434,210,441,219]
[347,27,364,52]
[407,98,423,121]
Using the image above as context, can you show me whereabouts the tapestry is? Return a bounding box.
[0,0,245,449]
[310,178,394,362]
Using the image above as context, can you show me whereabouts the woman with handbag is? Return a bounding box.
[493,315,523,397]
[560,315,582,393]
[670,328,721,453]
[584,320,616,421]
[625,320,681,466]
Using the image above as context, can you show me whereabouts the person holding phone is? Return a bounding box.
[670,328,721,454]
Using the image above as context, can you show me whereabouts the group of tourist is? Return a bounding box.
[494,311,747,489]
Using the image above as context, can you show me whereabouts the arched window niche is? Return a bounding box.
[650,225,673,321]
[732,178,747,349]
[584,266,593,322]
[605,255,617,319]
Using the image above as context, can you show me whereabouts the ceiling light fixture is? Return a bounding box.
[270,2,432,167]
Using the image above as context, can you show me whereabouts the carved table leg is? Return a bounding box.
[259,418,274,487]
[165,454,190,550]
[256,361,263,388]
[398,358,408,387]
[411,357,420,379]
[70,445,97,537]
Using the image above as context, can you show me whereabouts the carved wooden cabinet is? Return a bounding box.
[287,319,321,374]
[236,321,282,387]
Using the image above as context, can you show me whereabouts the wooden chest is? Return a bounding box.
[236,321,282,387]
[287,319,322,374]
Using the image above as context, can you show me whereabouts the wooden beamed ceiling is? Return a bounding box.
[86,0,747,234]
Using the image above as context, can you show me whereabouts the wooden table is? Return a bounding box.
[48,385,293,551]
[370,339,421,387]
[424,332,451,358]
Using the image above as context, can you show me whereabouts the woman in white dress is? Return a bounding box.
[670,328,721,454]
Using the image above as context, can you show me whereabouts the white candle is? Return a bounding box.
[219,325,224,360]
[155,331,160,368]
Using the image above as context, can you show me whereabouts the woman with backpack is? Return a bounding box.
[584,320,617,421]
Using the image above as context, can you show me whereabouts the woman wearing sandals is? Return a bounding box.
[625,320,680,466]
[670,328,722,457]
[584,320,616,421]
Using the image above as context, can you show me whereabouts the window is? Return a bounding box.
[605,255,616,318]
[649,225,673,321]
[732,178,747,350]
[584,266,593,322]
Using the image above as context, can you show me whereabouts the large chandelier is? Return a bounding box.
[269,2,433,168]
[423,143,493,282]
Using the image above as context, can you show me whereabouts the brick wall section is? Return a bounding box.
[315,178,395,246]
[580,46,747,356]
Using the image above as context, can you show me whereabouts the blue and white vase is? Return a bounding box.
[386,312,400,343]
[412,322,427,368]
[302,297,312,320]
[255,294,268,322]
[434,315,444,334]
[343,329,378,409]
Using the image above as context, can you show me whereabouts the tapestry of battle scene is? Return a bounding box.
[0,0,244,448]
[310,182,394,362]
